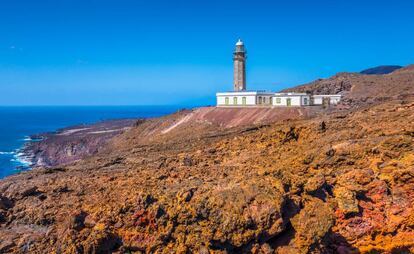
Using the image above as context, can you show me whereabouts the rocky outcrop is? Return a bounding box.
[282,72,355,96]
[21,119,137,167]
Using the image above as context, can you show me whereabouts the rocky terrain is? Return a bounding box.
[282,64,414,108]
[21,119,137,167]
[21,107,322,169]
[0,65,413,253]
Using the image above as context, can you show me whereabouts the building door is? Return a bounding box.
[286,98,291,106]
[233,97,238,105]
[225,97,229,105]
[242,97,246,105]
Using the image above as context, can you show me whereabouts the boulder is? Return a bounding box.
[334,186,359,215]
[289,198,335,253]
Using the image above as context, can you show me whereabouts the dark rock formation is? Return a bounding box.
[21,119,137,167]
[360,65,402,75]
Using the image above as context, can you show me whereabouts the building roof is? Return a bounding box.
[312,94,342,97]
[216,91,275,96]
[274,92,309,96]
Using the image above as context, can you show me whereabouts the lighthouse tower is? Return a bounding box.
[233,39,247,91]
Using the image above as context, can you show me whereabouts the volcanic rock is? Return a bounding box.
[0,65,414,253]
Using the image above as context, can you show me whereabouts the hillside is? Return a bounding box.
[282,64,414,107]
[0,66,414,253]
[19,106,324,169]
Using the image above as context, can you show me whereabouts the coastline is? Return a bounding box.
[14,136,42,168]
[0,137,45,175]
[0,149,33,176]
[16,118,139,169]
[0,105,182,178]
[14,150,34,169]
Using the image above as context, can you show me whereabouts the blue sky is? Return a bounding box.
[1,0,413,106]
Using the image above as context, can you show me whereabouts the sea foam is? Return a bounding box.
[12,151,33,167]
[22,136,32,141]
[0,151,15,155]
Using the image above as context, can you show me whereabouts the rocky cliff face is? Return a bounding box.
[21,119,137,167]
[0,66,413,253]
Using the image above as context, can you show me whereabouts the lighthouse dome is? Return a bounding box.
[236,39,244,46]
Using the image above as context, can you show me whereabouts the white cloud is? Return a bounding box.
[9,45,23,51]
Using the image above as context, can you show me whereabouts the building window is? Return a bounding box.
[225,97,229,105]
[276,98,281,104]
[242,97,246,105]
[304,98,308,105]
[258,96,262,104]
[233,97,238,105]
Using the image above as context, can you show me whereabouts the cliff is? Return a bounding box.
[0,66,414,253]
[21,119,137,167]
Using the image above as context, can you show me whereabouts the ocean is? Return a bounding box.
[0,106,180,179]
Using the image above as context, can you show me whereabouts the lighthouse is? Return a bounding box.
[233,39,246,91]
[216,40,341,107]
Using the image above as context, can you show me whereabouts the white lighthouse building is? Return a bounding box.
[216,40,341,107]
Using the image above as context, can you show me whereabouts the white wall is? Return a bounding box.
[217,95,256,106]
[312,95,341,105]
[273,96,302,106]
[217,93,340,107]
[313,97,323,105]
[330,96,341,105]
[217,96,227,105]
